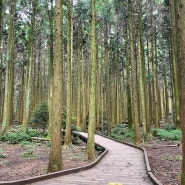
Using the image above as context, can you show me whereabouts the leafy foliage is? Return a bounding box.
[6,131,31,144]
[110,124,135,142]
[29,101,49,132]
[151,128,181,141]
[0,129,47,144]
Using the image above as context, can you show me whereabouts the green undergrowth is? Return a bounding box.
[0,128,47,144]
[151,125,181,141]
[103,123,181,143]
[109,124,135,142]
[0,125,80,145]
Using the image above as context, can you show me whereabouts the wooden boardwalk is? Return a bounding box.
[31,133,154,185]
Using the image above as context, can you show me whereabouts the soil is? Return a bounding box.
[143,137,182,185]
[0,136,182,185]
[0,139,92,182]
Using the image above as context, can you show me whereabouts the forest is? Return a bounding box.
[0,0,185,184]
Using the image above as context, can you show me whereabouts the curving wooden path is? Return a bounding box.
[31,132,154,185]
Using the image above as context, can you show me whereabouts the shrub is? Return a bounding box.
[29,101,49,132]
[110,125,134,141]
[151,128,181,141]
[6,130,31,144]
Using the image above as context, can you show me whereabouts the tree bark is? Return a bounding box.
[176,1,185,184]
[47,0,64,172]
[128,0,140,145]
[85,0,96,160]
[64,0,73,147]
[1,0,15,135]
[22,0,37,132]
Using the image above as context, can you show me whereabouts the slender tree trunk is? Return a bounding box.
[22,0,37,132]
[0,0,3,122]
[176,1,185,183]
[128,0,140,145]
[47,0,64,172]
[137,0,147,137]
[169,0,180,128]
[76,19,82,129]
[104,22,111,135]
[1,0,15,135]
[47,0,54,138]
[126,27,132,128]
[64,0,73,147]
[85,0,96,160]
[81,47,87,131]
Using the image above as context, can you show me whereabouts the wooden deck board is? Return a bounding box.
[31,133,154,185]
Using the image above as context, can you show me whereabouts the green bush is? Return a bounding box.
[6,131,31,144]
[29,101,49,132]
[165,124,176,131]
[151,128,181,141]
[110,125,134,141]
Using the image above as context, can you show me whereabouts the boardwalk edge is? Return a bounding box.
[0,133,108,185]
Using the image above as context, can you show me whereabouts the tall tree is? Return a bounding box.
[1,0,15,135]
[47,0,54,138]
[22,0,37,132]
[176,1,185,184]
[137,0,147,137]
[64,0,73,147]
[47,0,64,172]
[169,0,180,128]
[85,0,96,160]
[0,0,3,122]
[128,0,140,145]
[104,20,111,135]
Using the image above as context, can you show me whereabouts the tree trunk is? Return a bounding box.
[128,0,140,145]
[64,0,73,147]
[47,0,54,138]
[85,0,96,160]
[0,0,3,122]
[1,0,15,135]
[104,21,111,135]
[137,0,147,137]
[47,0,64,172]
[22,0,37,132]
[169,0,180,128]
[176,1,185,184]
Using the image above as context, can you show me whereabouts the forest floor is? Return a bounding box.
[0,134,182,185]
[0,139,93,182]
[143,137,181,185]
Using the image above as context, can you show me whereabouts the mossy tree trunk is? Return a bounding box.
[128,0,140,145]
[85,0,96,160]
[176,1,185,184]
[150,0,159,128]
[47,0,54,138]
[22,0,37,132]
[0,0,3,122]
[1,0,15,135]
[126,26,132,129]
[47,0,64,173]
[104,21,111,135]
[64,0,73,147]
[137,0,147,137]
[169,0,180,128]
[76,18,82,130]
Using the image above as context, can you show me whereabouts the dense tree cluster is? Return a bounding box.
[0,0,184,180]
